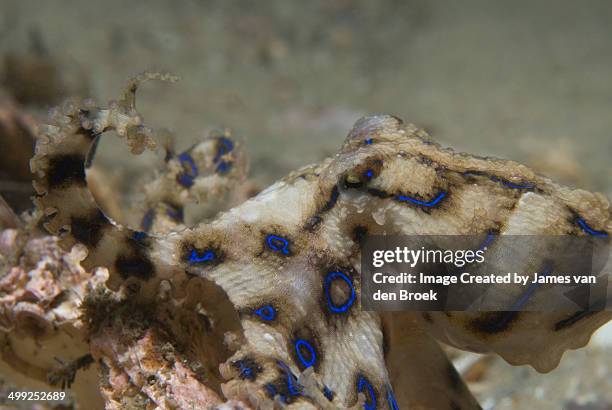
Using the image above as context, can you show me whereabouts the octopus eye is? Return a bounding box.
[357,376,377,410]
[253,305,277,321]
[266,234,291,255]
[188,249,216,264]
[324,271,356,314]
[294,339,317,368]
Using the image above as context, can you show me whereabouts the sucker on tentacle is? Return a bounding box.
[31,73,611,409]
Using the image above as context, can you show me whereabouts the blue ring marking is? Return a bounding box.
[277,360,302,397]
[177,173,194,187]
[141,208,155,232]
[294,339,317,368]
[364,138,373,145]
[254,305,277,321]
[216,160,232,174]
[486,263,553,332]
[165,205,184,222]
[132,231,148,240]
[177,152,198,187]
[357,376,377,410]
[324,271,356,313]
[509,262,552,312]
[321,185,340,213]
[577,217,608,237]
[265,383,282,401]
[490,175,534,190]
[462,170,482,178]
[178,152,198,177]
[323,386,334,401]
[364,169,374,179]
[386,386,399,410]
[266,234,291,255]
[214,137,235,162]
[395,191,446,207]
[188,249,216,264]
[478,231,496,251]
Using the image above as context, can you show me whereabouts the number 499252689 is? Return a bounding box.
[7,391,66,401]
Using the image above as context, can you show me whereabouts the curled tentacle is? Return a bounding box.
[31,73,167,286]
[139,128,248,234]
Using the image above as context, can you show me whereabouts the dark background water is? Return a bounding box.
[1,0,610,192]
